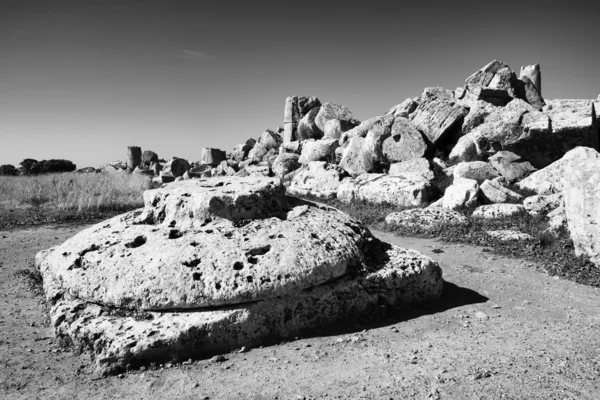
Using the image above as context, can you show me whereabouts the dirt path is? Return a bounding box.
[1,224,600,399]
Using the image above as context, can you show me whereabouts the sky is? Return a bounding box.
[1,1,599,168]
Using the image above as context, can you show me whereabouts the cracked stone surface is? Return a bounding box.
[36,176,443,374]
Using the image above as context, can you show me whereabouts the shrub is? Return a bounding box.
[0,164,18,176]
[37,159,77,174]
[19,159,40,175]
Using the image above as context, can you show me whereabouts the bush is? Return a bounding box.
[37,159,77,174]
[0,164,18,176]
[18,159,77,175]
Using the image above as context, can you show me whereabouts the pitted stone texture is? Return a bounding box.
[315,102,358,136]
[563,157,600,265]
[382,118,428,163]
[453,161,499,184]
[272,153,300,178]
[385,207,467,230]
[517,147,600,194]
[387,98,419,118]
[488,151,537,182]
[337,174,431,208]
[288,162,347,199]
[389,158,434,182]
[472,204,526,219]
[201,148,227,167]
[480,179,523,204]
[138,177,286,228]
[523,194,562,216]
[442,178,479,210]
[298,139,339,165]
[162,158,190,178]
[410,97,467,147]
[42,237,442,374]
[39,199,375,311]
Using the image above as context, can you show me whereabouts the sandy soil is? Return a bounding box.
[1,224,600,399]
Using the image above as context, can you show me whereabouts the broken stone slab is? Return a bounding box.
[272,153,301,178]
[516,146,600,194]
[523,193,562,216]
[388,158,434,182]
[441,178,479,210]
[452,161,499,184]
[382,117,428,163]
[465,60,514,88]
[245,164,271,177]
[288,161,347,199]
[387,98,419,118]
[385,207,467,230]
[298,139,339,165]
[260,129,283,151]
[283,96,321,143]
[562,157,600,265]
[472,204,526,219]
[362,115,395,168]
[542,100,598,158]
[161,158,190,178]
[201,148,227,167]
[520,64,541,96]
[410,97,468,148]
[36,176,443,374]
[479,178,523,204]
[42,239,442,375]
[339,136,371,177]
[488,151,537,182]
[297,108,323,140]
[515,75,545,110]
[337,174,432,208]
[314,102,359,137]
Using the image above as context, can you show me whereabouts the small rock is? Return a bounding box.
[210,355,227,363]
[475,311,488,320]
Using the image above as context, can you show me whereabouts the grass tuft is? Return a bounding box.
[0,172,151,229]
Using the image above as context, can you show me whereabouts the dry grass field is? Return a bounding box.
[0,172,151,228]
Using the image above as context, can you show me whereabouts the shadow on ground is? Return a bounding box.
[300,280,488,340]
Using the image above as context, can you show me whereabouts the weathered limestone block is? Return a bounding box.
[297,108,323,140]
[260,129,283,151]
[488,151,537,182]
[315,102,358,137]
[382,118,428,163]
[339,136,370,177]
[245,164,271,177]
[472,204,526,219]
[283,96,321,143]
[442,178,479,210]
[288,162,347,199]
[410,98,467,148]
[387,98,419,118]
[523,193,562,216]
[389,158,434,182]
[126,146,142,172]
[142,150,158,165]
[562,158,600,265]
[201,148,227,166]
[517,147,600,194]
[337,174,432,208]
[248,142,269,162]
[162,158,190,178]
[520,64,541,95]
[453,161,499,184]
[36,177,443,374]
[298,139,339,165]
[272,153,300,178]
[479,178,523,204]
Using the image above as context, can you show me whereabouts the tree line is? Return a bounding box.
[0,159,76,176]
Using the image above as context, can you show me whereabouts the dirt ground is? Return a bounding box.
[1,224,600,399]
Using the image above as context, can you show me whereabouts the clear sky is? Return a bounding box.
[1,1,599,168]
